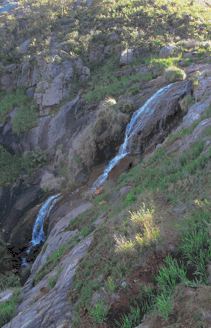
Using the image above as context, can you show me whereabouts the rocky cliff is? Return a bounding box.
[1,0,211,327]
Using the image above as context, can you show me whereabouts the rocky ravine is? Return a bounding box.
[1,62,211,327]
[0,12,211,324]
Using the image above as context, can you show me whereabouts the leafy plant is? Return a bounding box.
[48,267,63,289]
[89,298,110,324]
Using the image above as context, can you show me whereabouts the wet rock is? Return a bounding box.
[30,202,93,276]
[74,166,90,184]
[126,80,193,156]
[107,155,135,181]
[2,231,95,328]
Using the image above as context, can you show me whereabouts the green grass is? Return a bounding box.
[0,288,22,328]
[0,87,38,134]
[31,243,70,286]
[48,267,64,289]
[114,203,211,326]
[1,0,211,326]
[84,69,153,105]
[32,224,96,287]
[68,109,211,327]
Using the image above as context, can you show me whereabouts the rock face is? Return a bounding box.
[125,79,193,156]
[1,202,96,328]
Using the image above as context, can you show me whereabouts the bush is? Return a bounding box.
[0,288,22,328]
[179,95,195,114]
[0,273,21,292]
[164,66,187,83]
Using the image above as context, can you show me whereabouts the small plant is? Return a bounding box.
[126,193,137,205]
[0,288,22,327]
[156,290,174,321]
[48,267,63,289]
[129,202,160,249]
[89,298,110,324]
[115,305,142,327]
[164,66,186,83]
[33,296,37,303]
[190,70,201,86]
[107,276,115,292]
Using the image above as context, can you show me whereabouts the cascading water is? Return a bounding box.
[91,83,174,191]
[0,0,18,15]
[21,193,61,266]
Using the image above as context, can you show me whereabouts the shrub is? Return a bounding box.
[48,267,63,289]
[179,95,195,114]
[164,66,186,83]
[0,273,21,292]
[0,288,22,328]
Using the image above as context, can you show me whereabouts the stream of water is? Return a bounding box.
[21,193,61,266]
[91,83,174,191]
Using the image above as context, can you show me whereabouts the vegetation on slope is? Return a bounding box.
[0,0,211,326]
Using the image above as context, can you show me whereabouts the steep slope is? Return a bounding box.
[0,0,211,327]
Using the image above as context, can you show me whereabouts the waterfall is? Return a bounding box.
[91,83,174,191]
[21,193,61,266]
[0,0,18,15]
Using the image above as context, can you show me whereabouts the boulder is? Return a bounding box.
[74,166,90,184]
[159,44,175,58]
[119,48,135,66]
[107,155,135,181]
[40,171,67,192]
[89,44,105,68]
[117,185,132,196]
[108,32,120,42]
[17,39,31,54]
[0,289,14,303]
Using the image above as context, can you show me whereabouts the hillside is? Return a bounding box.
[0,0,211,327]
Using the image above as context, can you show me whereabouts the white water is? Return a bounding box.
[91,83,174,191]
[21,193,61,266]
[0,0,18,15]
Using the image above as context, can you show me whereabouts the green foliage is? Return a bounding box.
[0,87,38,134]
[48,267,63,289]
[0,288,22,328]
[30,147,47,165]
[0,145,47,187]
[115,305,142,328]
[164,66,186,83]
[126,193,137,205]
[0,273,21,292]
[89,298,110,324]
[32,244,69,286]
[84,71,153,105]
